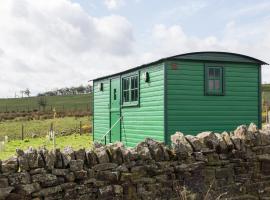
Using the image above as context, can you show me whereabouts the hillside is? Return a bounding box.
[0,93,92,113]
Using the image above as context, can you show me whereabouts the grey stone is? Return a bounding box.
[0,178,9,188]
[86,150,98,167]
[2,156,18,173]
[17,183,41,195]
[93,163,118,171]
[95,147,110,163]
[52,168,69,176]
[32,185,62,197]
[8,172,31,186]
[222,131,234,149]
[43,149,56,170]
[113,185,123,195]
[25,147,39,169]
[0,187,14,199]
[171,132,193,155]
[248,123,258,133]
[215,133,227,153]
[99,185,113,198]
[75,148,86,161]
[136,142,152,160]
[145,138,165,161]
[69,160,84,171]
[197,131,219,149]
[185,135,205,152]
[109,142,124,164]
[74,170,88,180]
[32,173,58,187]
[54,149,63,168]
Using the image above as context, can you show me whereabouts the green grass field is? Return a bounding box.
[0,134,93,160]
[0,94,92,113]
[0,116,91,141]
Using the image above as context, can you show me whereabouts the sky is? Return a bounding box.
[0,0,270,97]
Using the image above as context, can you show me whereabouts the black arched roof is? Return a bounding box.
[93,51,268,81]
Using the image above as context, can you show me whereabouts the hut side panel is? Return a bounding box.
[93,79,110,143]
[121,64,165,147]
[166,60,259,138]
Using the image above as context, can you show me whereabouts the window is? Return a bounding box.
[205,66,224,95]
[122,75,139,105]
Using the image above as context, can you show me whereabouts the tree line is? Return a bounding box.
[37,85,92,96]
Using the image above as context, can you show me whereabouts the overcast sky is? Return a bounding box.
[0,0,270,97]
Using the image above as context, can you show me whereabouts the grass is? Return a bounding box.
[0,134,93,160]
[0,116,91,141]
[0,94,92,113]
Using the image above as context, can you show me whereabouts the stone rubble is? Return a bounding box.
[1,123,270,199]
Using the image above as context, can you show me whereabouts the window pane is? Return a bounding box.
[131,89,138,101]
[215,80,220,90]
[208,80,214,91]
[208,68,214,78]
[123,78,129,90]
[215,68,221,78]
[131,76,138,89]
[123,91,129,102]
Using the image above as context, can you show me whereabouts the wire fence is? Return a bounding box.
[0,120,91,142]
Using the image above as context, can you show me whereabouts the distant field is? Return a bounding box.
[0,116,91,141]
[0,94,92,113]
[0,134,93,160]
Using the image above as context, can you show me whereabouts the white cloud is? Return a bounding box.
[0,0,134,97]
[143,22,270,83]
[103,0,124,10]
[0,0,270,98]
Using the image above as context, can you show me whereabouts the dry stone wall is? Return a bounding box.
[1,123,270,199]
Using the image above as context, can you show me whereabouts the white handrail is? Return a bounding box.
[100,115,123,142]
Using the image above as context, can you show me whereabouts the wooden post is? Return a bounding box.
[79,121,82,135]
[21,124,24,140]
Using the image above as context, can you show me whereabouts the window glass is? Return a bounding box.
[209,68,214,78]
[215,68,220,78]
[209,80,214,90]
[215,80,220,90]
[122,75,139,105]
[206,66,223,95]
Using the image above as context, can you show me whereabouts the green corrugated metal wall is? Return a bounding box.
[165,60,259,139]
[93,79,110,143]
[93,64,165,146]
[121,64,165,147]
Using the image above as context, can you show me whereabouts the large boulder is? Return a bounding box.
[221,132,234,150]
[171,132,193,160]
[197,131,219,150]
[16,149,29,171]
[135,142,152,160]
[1,156,18,173]
[214,133,228,153]
[95,146,110,163]
[234,125,256,146]
[171,132,193,155]
[109,142,124,164]
[62,146,76,167]
[74,148,86,161]
[145,138,166,161]
[185,135,206,152]
[0,187,14,199]
[25,147,39,169]
[86,150,98,167]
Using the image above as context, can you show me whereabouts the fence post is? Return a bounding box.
[79,121,82,135]
[21,124,24,140]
